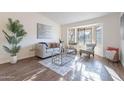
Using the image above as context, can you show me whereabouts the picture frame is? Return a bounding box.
[37,23,54,39]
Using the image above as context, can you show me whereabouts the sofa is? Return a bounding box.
[35,42,61,58]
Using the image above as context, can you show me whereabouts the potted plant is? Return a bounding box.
[2,18,27,64]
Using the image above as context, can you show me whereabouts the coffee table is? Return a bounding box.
[52,48,72,66]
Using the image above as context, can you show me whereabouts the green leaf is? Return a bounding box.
[17,37,23,43]
[7,18,13,32]
[16,46,21,53]
[3,46,11,53]
[11,46,21,56]
[2,18,27,56]
[2,30,12,44]
[8,18,13,25]
[16,29,27,37]
[2,30,10,38]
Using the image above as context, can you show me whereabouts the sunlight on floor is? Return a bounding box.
[72,61,123,81]
[81,71,101,81]
[71,62,102,81]
[104,66,122,81]
[74,56,79,61]
[81,64,101,81]
[23,57,122,81]
[23,68,47,81]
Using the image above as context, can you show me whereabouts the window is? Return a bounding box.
[78,28,85,44]
[68,28,76,44]
[77,28,92,45]
[85,28,92,44]
[67,24,103,56]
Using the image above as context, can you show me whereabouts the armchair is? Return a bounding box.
[79,43,96,58]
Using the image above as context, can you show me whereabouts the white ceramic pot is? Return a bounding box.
[10,56,17,64]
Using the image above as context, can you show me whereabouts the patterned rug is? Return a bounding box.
[39,54,75,76]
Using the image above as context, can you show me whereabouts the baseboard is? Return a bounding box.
[95,54,104,58]
[0,55,35,64]
[18,55,35,61]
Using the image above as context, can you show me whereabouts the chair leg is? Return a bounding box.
[93,53,94,58]
[88,54,90,58]
[79,51,82,56]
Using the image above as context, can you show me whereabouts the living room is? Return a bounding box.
[0,12,124,81]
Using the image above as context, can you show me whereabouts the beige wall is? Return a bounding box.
[61,13,121,57]
[0,12,60,64]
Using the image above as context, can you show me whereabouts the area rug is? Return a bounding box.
[39,55,75,76]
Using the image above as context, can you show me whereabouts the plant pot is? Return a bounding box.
[10,56,17,64]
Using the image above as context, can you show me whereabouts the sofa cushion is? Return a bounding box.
[53,48,60,51]
[46,48,53,53]
[46,48,60,53]
[48,43,60,48]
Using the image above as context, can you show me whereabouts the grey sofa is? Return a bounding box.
[35,42,61,58]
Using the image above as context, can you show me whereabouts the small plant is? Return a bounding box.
[2,18,27,57]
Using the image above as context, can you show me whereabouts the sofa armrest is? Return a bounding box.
[35,43,47,57]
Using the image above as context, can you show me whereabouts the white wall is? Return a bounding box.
[0,12,60,64]
[61,13,121,57]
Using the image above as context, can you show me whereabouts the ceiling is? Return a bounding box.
[41,12,112,25]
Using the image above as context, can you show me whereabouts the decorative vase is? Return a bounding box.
[10,56,17,64]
